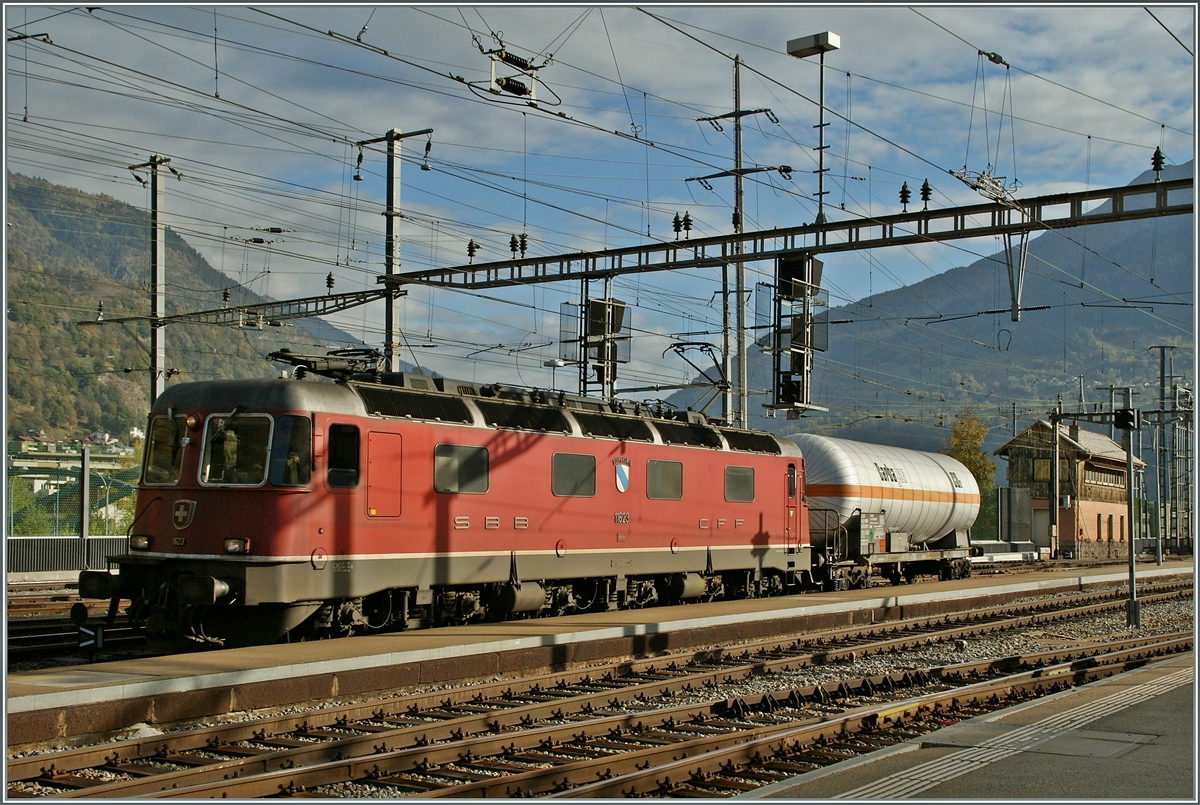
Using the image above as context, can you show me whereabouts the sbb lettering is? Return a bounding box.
[454,516,470,530]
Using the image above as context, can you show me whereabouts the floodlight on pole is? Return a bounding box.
[786,31,840,225]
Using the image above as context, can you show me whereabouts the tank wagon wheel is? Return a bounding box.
[846,566,869,589]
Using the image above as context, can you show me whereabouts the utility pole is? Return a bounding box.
[691,66,783,428]
[129,155,171,407]
[1121,386,1140,628]
[1149,345,1175,553]
[356,128,433,373]
[733,56,747,429]
[1049,395,1062,559]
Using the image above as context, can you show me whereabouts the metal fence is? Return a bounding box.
[7,445,141,573]
[7,535,130,574]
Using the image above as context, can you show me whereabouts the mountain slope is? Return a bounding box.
[5,173,375,440]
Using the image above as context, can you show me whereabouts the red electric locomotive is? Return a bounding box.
[80,349,811,646]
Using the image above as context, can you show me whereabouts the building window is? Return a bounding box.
[647,459,683,500]
[1033,458,1050,481]
[1084,468,1124,487]
[552,452,596,497]
[434,444,489,494]
[724,466,754,502]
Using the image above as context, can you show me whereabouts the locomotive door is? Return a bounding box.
[366,432,402,517]
[786,463,798,554]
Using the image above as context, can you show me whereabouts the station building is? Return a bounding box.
[994,421,1145,560]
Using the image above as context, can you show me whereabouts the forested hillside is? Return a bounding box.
[5,173,372,441]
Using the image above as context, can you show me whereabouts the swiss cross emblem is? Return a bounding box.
[173,500,197,530]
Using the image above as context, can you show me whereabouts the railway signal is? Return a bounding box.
[78,623,105,652]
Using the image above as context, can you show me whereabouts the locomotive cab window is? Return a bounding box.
[200,414,271,486]
[787,464,797,499]
[552,453,596,497]
[269,415,312,487]
[144,415,188,485]
[646,459,683,500]
[327,424,360,488]
[724,466,755,502]
[434,444,489,494]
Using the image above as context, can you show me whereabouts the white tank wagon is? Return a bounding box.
[792,434,979,586]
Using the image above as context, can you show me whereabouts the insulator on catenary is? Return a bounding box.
[672,213,682,235]
[326,272,335,293]
[509,234,519,254]
[519,233,528,256]
[899,182,911,208]
[496,76,530,96]
[467,239,478,261]
[682,212,692,234]
[222,287,231,304]
[1152,146,1165,173]
[496,50,534,72]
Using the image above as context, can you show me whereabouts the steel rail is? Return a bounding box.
[551,634,1193,798]
[86,632,1194,798]
[12,587,1188,798]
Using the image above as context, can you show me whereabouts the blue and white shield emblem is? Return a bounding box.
[615,463,630,493]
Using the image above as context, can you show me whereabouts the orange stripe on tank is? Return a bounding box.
[806,484,980,505]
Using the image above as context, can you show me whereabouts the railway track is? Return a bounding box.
[7,583,1191,798]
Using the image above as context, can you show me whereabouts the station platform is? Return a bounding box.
[7,562,1193,747]
[743,651,1195,800]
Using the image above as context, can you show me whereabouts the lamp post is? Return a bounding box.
[786,32,840,225]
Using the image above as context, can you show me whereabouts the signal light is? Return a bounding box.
[1114,408,1141,431]
[899,182,911,211]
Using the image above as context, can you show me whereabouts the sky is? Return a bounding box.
[3,3,1196,398]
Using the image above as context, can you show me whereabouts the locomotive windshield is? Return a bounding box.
[269,415,312,486]
[201,414,272,486]
[144,415,187,485]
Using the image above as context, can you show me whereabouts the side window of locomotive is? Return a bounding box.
[269,415,312,487]
[646,459,683,500]
[724,465,755,502]
[787,464,797,499]
[552,453,596,497]
[434,444,489,494]
[200,414,271,486]
[144,415,187,485]
[326,424,360,488]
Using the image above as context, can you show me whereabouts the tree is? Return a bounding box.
[942,408,997,540]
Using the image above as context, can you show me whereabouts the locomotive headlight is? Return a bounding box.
[224,537,250,554]
[185,413,200,430]
[130,535,151,551]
